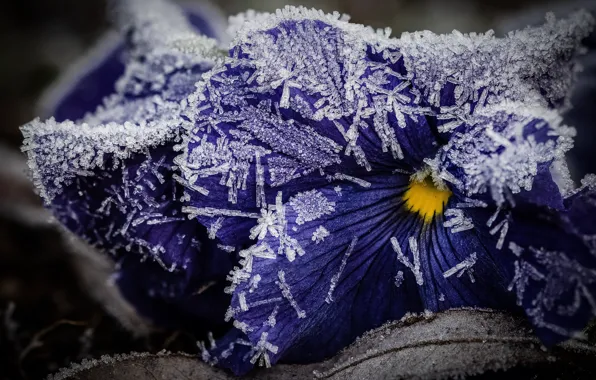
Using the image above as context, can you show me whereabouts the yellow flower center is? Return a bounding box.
[403,177,452,223]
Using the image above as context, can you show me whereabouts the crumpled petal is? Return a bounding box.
[21,0,232,329]
[21,0,223,262]
[176,9,445,251]
[40,0,228,122]
[20,117,233,280]
[435,106,574,207]
[406,11,591,205]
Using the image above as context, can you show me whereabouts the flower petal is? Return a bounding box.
[41,34,125,122]
[178,8,593,243]
[177,9,452,248]
[115,240,232,332]
[208,174,523,374]
[40,0,227,121]
[212,176,416,373]
[435,107,573,207]
[463,179,596,343]
[21,116,237,333]
[22,107,234,272]
[400,10,593,137]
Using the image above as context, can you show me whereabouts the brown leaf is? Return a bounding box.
[49,309,596,380]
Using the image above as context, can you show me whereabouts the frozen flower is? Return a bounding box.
[21,0,596,376]
[175,6,596,374]
[22,0,233,333]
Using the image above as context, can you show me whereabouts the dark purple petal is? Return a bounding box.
[23,0,232,276]
[214,175,417,373]
[178,9,593,245]
[41,1,228,122]
[462,180,596,344]
[176,15,447,249]
[115,244,232,332]
[401,11,591,205]
[436,109,573,207]
[204,328,255,374]
[21,119,237,332]
[22,120,227,269]
[565,176,596,235]
[209,174,524,374]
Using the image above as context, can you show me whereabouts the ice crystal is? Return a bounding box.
[391,237,424,286]
[289,190,336,225]
[443,253,477,283]
[325,237,358,303]
[311,226,330,244]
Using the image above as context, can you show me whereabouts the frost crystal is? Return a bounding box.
[312,226,330,244]
[443,208,474,233]
[289,190,336,225]
[443,253,477,283]
[325,237,358,304]
[277,270,306,318]
[391,237,423,286]
[249,332,279,368]
[250,209,283,240]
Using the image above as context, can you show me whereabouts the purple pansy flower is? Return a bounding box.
[23,0,232,332]
[20,0,596,376]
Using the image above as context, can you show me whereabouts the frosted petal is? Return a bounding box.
[399,11,594,113]
[21,116,182,203]
[40,0,228,121]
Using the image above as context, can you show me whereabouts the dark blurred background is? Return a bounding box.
[0,0,594,379]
